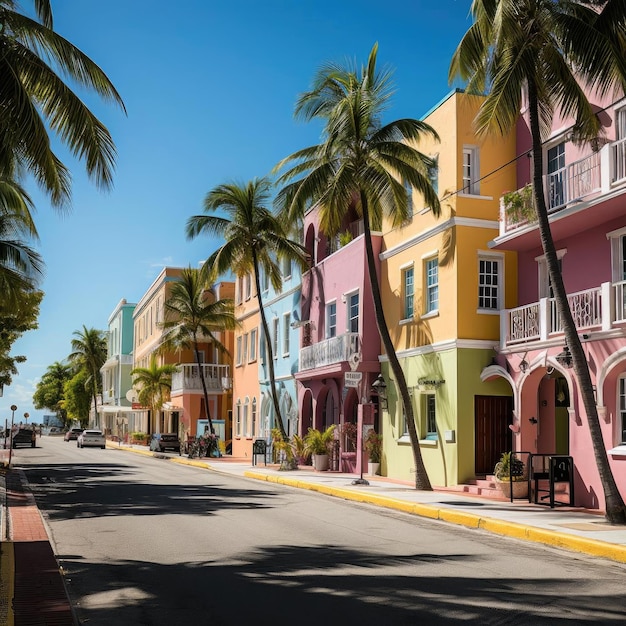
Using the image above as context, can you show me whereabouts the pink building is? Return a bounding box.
[295,204,381,473]
[487,91,626,510]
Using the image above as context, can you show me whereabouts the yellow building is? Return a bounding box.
[379,90,517,486]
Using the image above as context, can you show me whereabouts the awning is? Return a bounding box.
[99,405,135,414]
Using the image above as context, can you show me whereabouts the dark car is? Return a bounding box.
[150,433,181,454]
[10,428,36,448]
[64,427,84,442]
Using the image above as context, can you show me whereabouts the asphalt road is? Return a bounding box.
[12,437,626,625]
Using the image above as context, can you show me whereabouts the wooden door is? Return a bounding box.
[475,395,512,475]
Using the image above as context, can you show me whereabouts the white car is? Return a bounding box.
[77,429,106,449]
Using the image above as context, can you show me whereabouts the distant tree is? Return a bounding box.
[0,0,126,208]
[63,369,91,427]
[131,355,178,434]
[68,326,107,427]
[0,288,42,389]
[33,361,72,423]
[160,266,237,435]
[450,0,626,524]
[186,178,308,439]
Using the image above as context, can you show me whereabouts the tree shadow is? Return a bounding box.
[58,543,626,625]
[22,463,279,521]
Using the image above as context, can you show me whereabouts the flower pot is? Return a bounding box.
[312,453,329,471]
[367,462,380,476]
[496,478,528,499]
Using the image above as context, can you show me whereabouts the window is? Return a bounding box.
[402,266,414,319]
[401,404,409,437]
[236,276,243,304]
[613,107,626,182]
[547,142,566,209]
[537,251,565,299]
[235,400,242,436]
[327,302,337,338]
[236,336,242,366]
[282,313,290,355]
[618,376,626,444]
[272,318,279,359]
[403,180,413,223]
[478,256,500,310]
[262,268,270,292]
[462,146,479,195]
[243,332,248,364]
[243,398,250,437]
[348,292,359,333]
[281,256,291,279]
[251,398,257,438]
[249,328,257,362]
[245,273,252,300]
[425,257,439,314]
[428,154,439,196]
[425,394,437,439]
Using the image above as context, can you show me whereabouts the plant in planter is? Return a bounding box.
[271,428,299,470]
[502,184,536,226]
[338,230,353,247]
[365,430,383,475]
[130,431,148,445]
[304,425,336,471]
[494,451,528,499]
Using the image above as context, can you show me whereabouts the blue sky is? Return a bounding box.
[6,0,474,423]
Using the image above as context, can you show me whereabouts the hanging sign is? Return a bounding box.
[344,371,363,388]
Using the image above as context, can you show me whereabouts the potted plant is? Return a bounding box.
[494,451,528,499]
[502,184,536,226]
[365,430,383,475]
[304,425,336,471]
[271,428,299,470]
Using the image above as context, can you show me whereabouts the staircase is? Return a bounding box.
[437,475,509,500]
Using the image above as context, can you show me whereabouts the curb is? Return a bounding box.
[243,470,626,565]
[107,443,626,565]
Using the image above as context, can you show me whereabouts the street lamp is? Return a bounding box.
[8,404,17,467]
[24,412,29,425]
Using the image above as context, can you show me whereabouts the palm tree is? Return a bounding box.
[68,326,107,429]
[186,178,308,439]
[274,44,441,490]
[0,0,125,207]
[449,0,626,524]
[159,265,237,435]
[131,355,178,435]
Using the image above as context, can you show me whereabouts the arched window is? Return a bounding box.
[235,399,242,437]
[244,397,250,437]
[251,398,257,438]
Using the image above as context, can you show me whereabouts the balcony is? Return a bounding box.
[499,135,626,235]
[502,281,625,347]
[171,364,231,395]
[299,332,360,371]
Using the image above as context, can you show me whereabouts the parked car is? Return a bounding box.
[149,433,181,454]
[64,427,84,442]
[8,428,36,449]
[77,429,106,449]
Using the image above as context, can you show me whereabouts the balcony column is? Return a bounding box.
[600,143,611,194]
[601,281,613,331]
[539,297,549,341]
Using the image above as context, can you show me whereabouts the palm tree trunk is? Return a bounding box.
[527,80,626,524]
[361,192,432,490]
[194,341,215,435]
[251,250,288,439]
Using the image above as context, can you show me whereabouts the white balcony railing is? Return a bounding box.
[501,147,606,233]
[299,332,360,371]
[503,282,618,346]
[171,363,231,395]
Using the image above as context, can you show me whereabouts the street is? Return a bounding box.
[12,437,626,625]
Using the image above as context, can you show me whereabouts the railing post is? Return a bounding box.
[539,297,549,341]
[602,281,614,331]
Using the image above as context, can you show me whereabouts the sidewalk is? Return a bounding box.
[2,445,626,626]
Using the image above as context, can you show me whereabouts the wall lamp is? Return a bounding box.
[371,374,388,410]
[529,417,538,425]
[555,345,573,369]
[519,352,529,373]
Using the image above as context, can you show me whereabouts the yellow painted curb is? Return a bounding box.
[0,541,15,626]
[242,470,626,564]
